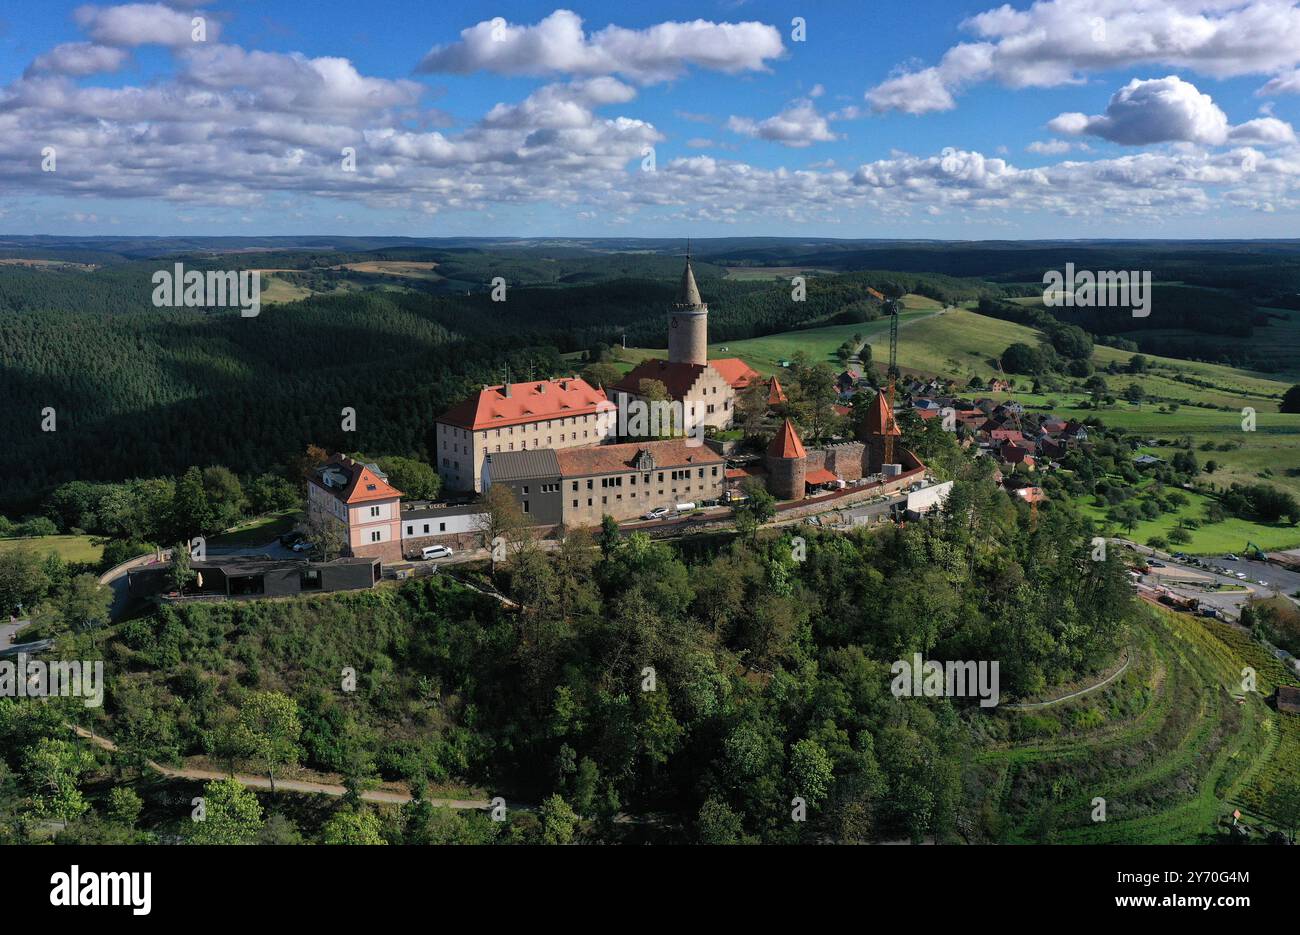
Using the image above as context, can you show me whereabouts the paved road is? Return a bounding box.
[1,618,30,646]
[1117,540,1300,620]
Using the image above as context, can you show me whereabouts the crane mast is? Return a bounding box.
[883,297,900,467]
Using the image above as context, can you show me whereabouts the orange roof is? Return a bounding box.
[864,392,901,436]
[805,467,838,485]
[710,357,759,390]
[555,438,722,476]
[437,377,608,431]
[610,359,708,399]
[311,455,404,504]
[767,419,807,460]
[767,375,788,405]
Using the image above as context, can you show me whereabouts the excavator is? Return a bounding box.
[1243,541,1268,561]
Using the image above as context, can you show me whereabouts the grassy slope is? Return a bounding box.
[1075,485,1300,553]
[982,604,1297,843]
[619,303,1300,539]
[0,534,102,564]
[615,302,944,376]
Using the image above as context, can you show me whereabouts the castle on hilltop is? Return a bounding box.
[609,253,759,434]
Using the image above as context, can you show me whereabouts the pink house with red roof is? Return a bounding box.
[307,454,405,564]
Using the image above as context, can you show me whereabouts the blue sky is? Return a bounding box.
[3,0,1300,238]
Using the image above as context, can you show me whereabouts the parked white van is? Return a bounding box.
[421,545,454,561]
[674,502,696,513]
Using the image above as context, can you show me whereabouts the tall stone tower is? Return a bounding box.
[668,252,708,366]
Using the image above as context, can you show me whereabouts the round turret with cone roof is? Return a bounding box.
[765,418,807,500]
[668,251,708,366]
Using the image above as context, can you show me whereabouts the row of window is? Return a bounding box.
[440,413,609,442]
[569,484,710,509]
[404,522,448,535]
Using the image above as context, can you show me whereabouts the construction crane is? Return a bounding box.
[882,294,900,468]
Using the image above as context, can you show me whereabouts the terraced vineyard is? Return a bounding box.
[971,605,1299,843]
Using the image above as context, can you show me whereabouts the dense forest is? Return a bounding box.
[0,461,1136,844]
[3,236,1297,510]
[0,249,997,512]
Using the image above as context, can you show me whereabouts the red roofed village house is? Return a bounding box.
[434,375,613,493]
[307,455,405,564]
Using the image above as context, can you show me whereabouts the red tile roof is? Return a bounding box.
[710,357,759,390]
[311,455,404,504]
[864,392,901,436]
[990,428,1026,445]
[611,359,708,399]
[805,467,838,485]
[437,377,608,431]
[767,375,788,405]
[554,438,722,477]
[767,419,807,459]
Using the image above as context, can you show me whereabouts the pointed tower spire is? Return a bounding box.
[676,253,704,309]
[668,242,709,365]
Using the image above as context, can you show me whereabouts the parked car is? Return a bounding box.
[291,540,315,552]
[421,545,453,561]
[279,530,304,547]
[1235,572,1248,580]
[1224,553,1238,561]
[642,507,670,520]
[1149,560,1166,568]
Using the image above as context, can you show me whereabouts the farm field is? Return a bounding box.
[722,266,834,280]
[978,605,1298,843]
[0,534,103,564]
[336,260,441,279]
[625,306,1300,504]
[616,301,944,376]
[257,272,316,304]
[0,258,97,271]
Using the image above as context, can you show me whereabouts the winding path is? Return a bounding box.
[68,724,489,809]
[1001,649,1131,710]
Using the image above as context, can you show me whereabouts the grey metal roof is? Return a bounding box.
[401,501,486,520]
[484,448,561,482]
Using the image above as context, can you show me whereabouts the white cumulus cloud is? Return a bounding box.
[417,9,785,84]
[1049,76,1296,146]
[726,100,838,147]
[868,0,1300,113]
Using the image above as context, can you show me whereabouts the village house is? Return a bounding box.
[306,455,404,564]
